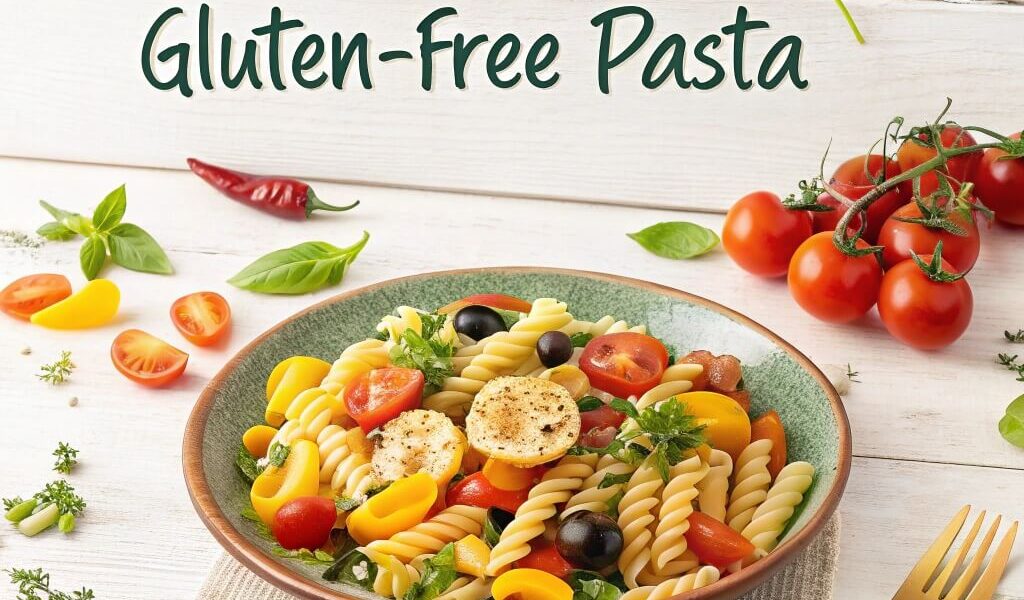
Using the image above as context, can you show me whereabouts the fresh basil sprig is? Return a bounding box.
[37,185,173,279]
[228,232,370,294]
[403,543,458,600]
[627,221,720,260]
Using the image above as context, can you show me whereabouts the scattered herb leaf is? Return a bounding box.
[627,222,720,260]
[846,364,861,383]
[37,351,75,385]
[272,546,335,565]
[267,442,290,468]
[228,232,369,294]
[577,396,603,412]
[6,568,95,600]
[570,332,593,348]
[52,443,79,475]
[997,353,1024,382]
[236,446,263,483]
[597,472,632,489]
[999,394,1024,449]
[106,223,173,275]
[1005,329,1024,344]
[403,543,458,600]
[389,328,455,391]
[323,548,378,592]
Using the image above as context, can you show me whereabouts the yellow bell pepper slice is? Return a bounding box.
[30,279,119,329]
[674,391,751,462]
[454,534,491,578]
[346,472,437,546]
[250,439,320,525]
[265,356,332,427]
[482,458,539,492]
[242,425,278,458]
[492,568,573,600]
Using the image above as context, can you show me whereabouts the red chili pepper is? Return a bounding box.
[187,158,358,220]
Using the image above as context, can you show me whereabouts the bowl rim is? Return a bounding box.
[183,266,851,600]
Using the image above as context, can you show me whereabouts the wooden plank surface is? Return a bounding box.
[1,1,1023,212]
[0,158,1022,599]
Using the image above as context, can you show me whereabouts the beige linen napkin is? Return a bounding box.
[198,514,840,600]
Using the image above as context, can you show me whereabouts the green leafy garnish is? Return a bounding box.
[37,351,75,385]
[323,548,378,591]
[272,546,336,565]
[236,446,263,483]
[52,443,79,475]
[267,442,291,468]
[577,396,603,412]
[627,222,720,260]
[240,506,274,540]
[483,509,509,548]
[997,354,1024,383]
[1006,329,1024,344]
[403,543,458,600]
[568,570,627,597]
[999,394,1024,449]
[570,332,593,348]
[597,472,631,489]
[228,232,369,294]
[573,577,622,600]
[605,489,625,518]
[34,480,86,519]
[6,567,95,600]
[37,186,173,279]
[390,328,455,391]
[335,496,362,511]
[418,313,449,342]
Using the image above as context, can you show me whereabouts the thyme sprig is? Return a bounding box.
[37,351,75,385]
[52,442,79,475]
[997,354,1024,383]
[6,568,94,600]
[1004,329,1024,344]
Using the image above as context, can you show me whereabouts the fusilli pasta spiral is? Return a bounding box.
[562,453,636,520]
[364,505,487,562]
[621,566,721,600]
[650,455,709,576]
[317,424,374,497]
[741,461,815,553]
[617,460,665,588]
[726,439,774,533]
[321,339,390,397]
[696,448,733,522]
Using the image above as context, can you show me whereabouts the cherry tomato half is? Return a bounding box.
[750,411,787,479]
[973,133,1024,226]
[877,256,974,350]
[110,329,189,387]
[445,471,530,514]
[787,232,883,324]
[896,125,982,198]
[579,333,668,398]
[170,291,232,346]
[437,294,534,315]
[515,542,574,579]
[722,191,813,278]
[877,202,980,273]
[812,155,905,243]
[0,274,72,320]
[579,404,627,437]
[684,512,756,568]
[271,496,337,551]
[344,367,425,433]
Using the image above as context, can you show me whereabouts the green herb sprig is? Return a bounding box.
[997,354,1024,383]
[228,232,369,294]
[52,443,79,475]
[403,543,458,600]
[1005,329,1024,344]
[6,568,94,600]
[389,327,455,392]
[38,185,173,279]
[37,351,75,385]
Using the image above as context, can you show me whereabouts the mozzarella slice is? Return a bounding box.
[371,409,465,486]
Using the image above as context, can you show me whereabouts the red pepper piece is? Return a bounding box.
[187,158,358,220]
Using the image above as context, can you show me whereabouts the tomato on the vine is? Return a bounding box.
[344,367,425,432]
[878,254,973,350]
[787,232,883,324]
[896,125,982,198]
[579,333,667,398]
[877,202,980,273]
[722,191,813,278]
[812,155,905,243]
[973,132,1024,226]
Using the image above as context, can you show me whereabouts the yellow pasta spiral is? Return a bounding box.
[634,363,704,411]
[696,448,733,522]
[316,424,374,497]
[620,566,721,600]
[617,460,665,589]
[364,505,487,563]
[321,339,390,397]
[563,453,636,520]
[725,439,774,532]
[741,461,815,553]
[650,455,709,576]
[486,455,595,576]
[364,548,422,598]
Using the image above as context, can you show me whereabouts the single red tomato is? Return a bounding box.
[896,125,982,198]
[973,133,1024,226]
[579,403,627,436]
[684,512,756,568]
[0,274,72,320]
[787,232,883,324]
[445,472,530,513]
[110,329,189,387]
[813,155,905,243]
[437,293,534,315]
[515,542,574,579]
[344,367,425,432]
[722,191,813,278]
[877,202,980,273]
[578,425,618,449]
[579,333,668,398]
[878,256,973,350]
[271,496,337,551]
[170,291,232,346]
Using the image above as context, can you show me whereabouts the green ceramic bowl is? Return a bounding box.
[184,268,850,600]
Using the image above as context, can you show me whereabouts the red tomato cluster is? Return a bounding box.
[723,127,1023,351]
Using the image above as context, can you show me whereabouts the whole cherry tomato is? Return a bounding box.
[579,333,667,399]
[514,542,574,579]
[446,472,530,514]
[271,496,337,551]
[787,232,883,324]
[896,125,982,198]
[973,133,1024,226]
[170,291,232,346]
[344,367,425,433]
[0,273,71,320]
[812,155,905,243]
[684,512,755,568]
[110,329,189,387]
[877,202,980,273]
[877,254,973,350]
[722,191,813,278]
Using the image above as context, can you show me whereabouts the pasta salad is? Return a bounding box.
[237,294,815,600]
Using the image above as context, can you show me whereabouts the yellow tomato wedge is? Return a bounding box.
[264,356,332,427]
[30,279,119,329]
[242,425,278,459]
[454,534,491,578]
[492,569,573,600]
[346,472,437,545]
[250,439,320,525]
[674,391,751,462]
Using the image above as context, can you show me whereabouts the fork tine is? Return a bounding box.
[927,511,988,599]
[893,505,972,598]
[944,515,1001,600]
[964,521,1018,600]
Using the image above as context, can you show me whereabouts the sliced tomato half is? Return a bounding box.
[437,293,533,315]
[684,512,756,568]
[110,329,189,387]
[0,274,72,320]
[579,332,667,398]
[170,291,232,346]
[344,367,425,432]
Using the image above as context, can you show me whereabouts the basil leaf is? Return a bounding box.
[267,442,290,468]
[999,393,1024,448]
[577,396,603,412]
[39,200,77,223]
[493,307,523,329]
[484,507,514,548]
[92,185,127,231]
[609,398,639,419]
[570,332,593,348]
[627,222,720,260]
[62,214,94,236]
[228,232,370,295]
[597,472,631,489]
[573,578,622,600]
[272,546,335,565]
[79,235,107,280]
[403,543,457,600]
[323,548,377,591]
[107,223,173,274]
[37,222,77,241]
[235,446,263,484]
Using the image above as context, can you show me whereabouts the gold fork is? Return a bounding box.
[893,505,1018,600]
